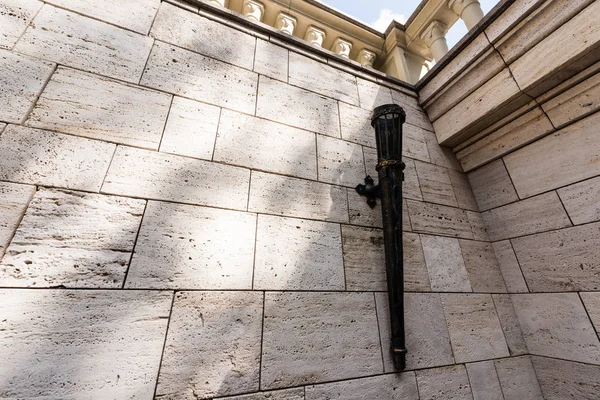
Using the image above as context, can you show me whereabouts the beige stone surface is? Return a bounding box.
[390,91,433,132]
[151,2,256,70]
[532,356,600,400]
[542,71,600,128]
[126,201,256,290]
[44,0,160,34]
[257,76,340,137]
[484,0,545,44]
[357,78,393,110]
[0,189,144,288]
[468,159,519,211]
[317,135,365,187]
[421,235,472,292]
[495,356,544,400]
[248,171,348,223]
[362,146,377,179]
[338,102,375,148]
[305,372,419,399]
[441,294,509,363]
[407,200,473,239]
[215,110,317,180]
[141,41,257,114]
[0,125,115,191]
[103,146,250,211]
[157,291,263,399]
[254,39,288,82]
[466,211,489,241]
[415,160,458,207]
[0,289,172,399]
[214,388,304,400]
[289,52,359,106]
[416,365,473,400]
[342,225,385,291]
[466,361,503,400]
[511,223,600,292]
[15,5,153,83]
[492,294,528,356]
[459,240,506,293]
[580,292,600,335]
[0,182,35,258]
[424,130,462,171]
[557,175,600,225]
[404,124,431,163]
[26,67,172,149]
[347,188,383,228]
[447,170,478,211]
[255,215,343,290]
[0,0,43,49]
[160,96,220,160]
[492,240,528,293]
[261,292,382,389]
[404,232,431,291]
[402,158,424,201]
[0,49,55,124]
[512,293,600,364]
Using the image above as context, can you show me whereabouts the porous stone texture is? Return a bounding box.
[0,189,144,288]
[141,41,258,114]
[402,158,424,201]
[248,171,348,223]
[338,102,375,148]
[0,289,172,399]
[357,78,393,110]
[495,356,544,400]
[151,2,256,70]
[557,175,600,225]
[407,200,473,239]
[403,124,431,163]
[466,210,489,241]
[347,188,383,228]
[102,146,250,211]
[416,365,473,400]
[305,372,419,399]
[159,96,220,160]
[403,232,431,291]
[257,76,340,137]
[448,169,479,211]
[0,125,115,191]
[459,240,506,293]
[261,292,382,389]
[15,5,153,83]
[0,0,43,49]
[317,135,365,187]
[26,67,172,149]
[421,235,472,292]
[0,49,55,124]
[466,360,503,400]
[214,388,305,400]
[156,291,263,399]
[414,160,458,207]
[215,110,317,180]
[254,39,288,82]
[492,240,528,293]
[532,356,600,400]
[468,159,518,211]
[441,294,509,363]
[492,294,528,356]
[341,225,385,291]
[126,201,256,289]
[254,215,344,290]
[580,292,600,333]
[512,293,600,364]
[0,182,35,258]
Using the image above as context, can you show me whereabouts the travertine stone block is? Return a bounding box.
[493,294,528,356]
[0,50,55,124]
[482,192,571,241]
[256,76,340,137]
[504,98,600,199]
[0,189,144,288]
[414,160,458,207]
[126,201,256,289]
[421,235,471,292]
[484,0,546,44]
[459,240,506,293]
[26,67,171,149]
[214,388,304,400]
[0,0,43,49]
[404,232,431,291]
[15,5,153,83]
[157,291,263,399]
[542,72,600,128]
[347,188,383,228]
[215,110,317,180]
[44,0,160,34]
[423,129,462,171]
[248,171,348,223]
[342,225,385,291]
[492,240,528,293]
[261,292,382,389]
[580,292,600,333]
[389,89,420,115]
[532,356,600,400]
[407,200,473,239]
[103,146,250,211]
[557,176,600,225]
[317,135,365,187]
[356,78,393,110]
[255,215,343,290]
[404,124,431,163]
[362,146,377,178]
[466,210,489,241]
[448,169,478,211]
[495,357,544,400]
[254,39,288,82]
[511,223,600,292]
[0,289,171,399]
[468,159,518,211]
[512,293,600,364]
[160,96,220,160]
[0,125,115,191]
[305,372,419,399]
[466,361,503,400]
[338,102,375,148]
[151,2,255,70]
[141,42,257,114]
[402,158,424,201]
[416,365,472,400]
[441,294,509,363]
[0,182,35,258]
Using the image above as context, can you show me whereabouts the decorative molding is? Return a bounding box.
[331,37,353,58]
[357,48,377,67]
[275,12,297,35]
[242,0,265,22]
[206,0,226,7]
[420,20,447,45]
[304,25,326,47]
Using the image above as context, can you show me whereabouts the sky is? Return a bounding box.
[318,0,499,50]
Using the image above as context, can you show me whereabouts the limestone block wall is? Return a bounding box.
[0,0,539,398]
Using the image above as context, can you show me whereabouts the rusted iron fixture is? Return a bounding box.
[356,104,407,371]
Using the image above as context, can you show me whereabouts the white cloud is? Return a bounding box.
[371,9,406,32]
